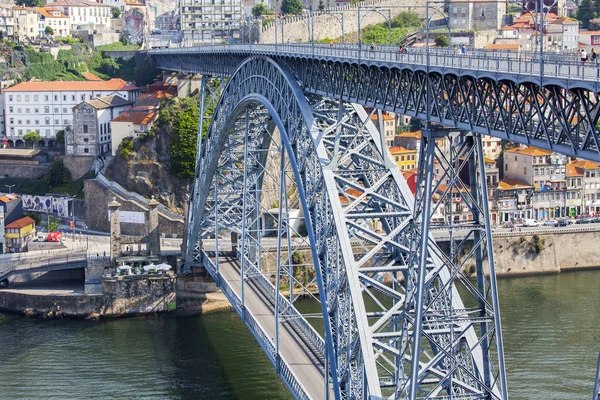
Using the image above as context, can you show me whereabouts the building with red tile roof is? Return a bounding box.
[4,79,140,144]
[111,106,158,156]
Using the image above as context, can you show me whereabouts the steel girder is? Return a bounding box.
[184,55,507,400]
[150,49,600,163]
[594,351,600,400]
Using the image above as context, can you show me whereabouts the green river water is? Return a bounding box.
[1,270,599,399]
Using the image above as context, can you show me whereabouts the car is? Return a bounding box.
[591,217,600,223]
[557,219,571,227]
[576,218,592,224]
[522,218,539,227]
[543,219,558,227]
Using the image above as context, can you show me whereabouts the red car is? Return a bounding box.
[46,231,62,242]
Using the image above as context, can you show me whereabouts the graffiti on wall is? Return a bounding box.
[22,195,71,217]
[123,9,146,45]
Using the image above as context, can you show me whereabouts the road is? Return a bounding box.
[212,252,327,399]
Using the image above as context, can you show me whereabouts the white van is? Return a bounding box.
[522,218,538,227]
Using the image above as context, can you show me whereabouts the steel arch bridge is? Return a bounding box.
[149,44,600,399]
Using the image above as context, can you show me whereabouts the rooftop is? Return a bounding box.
[45,0,110,7]
[85,95,133,109]
[37,7,68,18]
[485,43,519,51]
[571,159,600,169]
[498,178,532,190]
[0,148,40,158]
[112,107,158,125]
[566,162,583,177]
[137,91,175,100]
[82,72,103,81]
[505,146,553,156]
[0,193,18,203]
[388,145,413,154]
[580,31,600,35]
[6,216,36,229]
[370,114,395,121]
[397,130,422,139]
[5,78,138,92]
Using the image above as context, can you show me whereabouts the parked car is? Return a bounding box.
[522,218,539,227]
[591,217,600,223]
[543,219,558,227]
[557,219,572,227]
[576,218,593,224]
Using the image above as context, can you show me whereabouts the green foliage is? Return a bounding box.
[45,26,54,36]
[0,177,48,196]
[111,7,121,18]
[170,97,200,178]
[46,215,60,232]
[96,42,140,52]
[391,11,423,29]
[59,37,80,44]
[434,35,449,48]
[119,137,134,159]
[318,0,324,11]
[23,131,41,147]
[23,212,41,226]
[49,179,85,198]
[44,160,72,186]
[281,0,303,15]
[577,0,595,28]
[291,251,315,285]
[16,0,44,6]
[55,130,65,146]
[528,234,545,255]
[252,3,271,17]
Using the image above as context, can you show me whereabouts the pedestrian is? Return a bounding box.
[581,49,588,64]
[370,42,376,58]
[592,48,597,64]
[461,44,467,55]
[329,39,333,48]
[287,38,290,45]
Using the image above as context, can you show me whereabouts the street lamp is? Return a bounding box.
[5,184,14,194]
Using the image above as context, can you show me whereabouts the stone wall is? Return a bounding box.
[84,179,184,237]
[260,0,427,44]
[62,155,95,180]
[0,274,176,317]
[0,163,48,179]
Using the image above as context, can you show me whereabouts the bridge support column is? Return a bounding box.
[109,197,121,263]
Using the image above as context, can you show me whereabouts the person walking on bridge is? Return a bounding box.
[329,39,333,48]
[581,49,588,64]
[592,48,597,64]
[461,44,467,55]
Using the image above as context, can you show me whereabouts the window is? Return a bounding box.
[505,164,508,171]
[17,119,21,125]
[9,118,13,124]
[25,108,30,114]
[25,120,30,125]
[64,119,69,125]
[84,148,89,153]
[44,95,49,101]
[83,138,88,143]
[16,95,21,102]
[54,119,59,125]
[63,95,66,101]
[8,107,12,113]
[33,95,38,101]
[62,107,67,113]
[83,125,88,133]
[34,119,39,125]
[8,95,12,102]
[44,106,49,113]
[54,95,58,101]
[72,95,75,101]
[34,108,39,114]
[25,95,29,102]
[81,95,85,101]
[54,107,59,113]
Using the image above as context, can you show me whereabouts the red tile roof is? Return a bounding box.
[112,108,158,125]
[6,78,138,92]
[505,146,552,156]
[498,178,532,190]
[82,72,103,81]
[397,130,422,139]
[370,113,395,121]
[137,91,174,100]
[6,216,36,229]
[485,43,519,51]
[389,145,413,154]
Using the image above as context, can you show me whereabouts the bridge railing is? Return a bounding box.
[151,43,600,82]
[237,252,326,357]
[201,251,311,400]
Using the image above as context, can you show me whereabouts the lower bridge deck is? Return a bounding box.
[204,251,328,399]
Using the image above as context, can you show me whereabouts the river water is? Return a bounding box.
[1,270,599,400]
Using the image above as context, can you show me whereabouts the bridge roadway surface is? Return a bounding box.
[205,250,327,399]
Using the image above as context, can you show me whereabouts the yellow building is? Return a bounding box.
[389,145,417,171]
[5,216,36,253]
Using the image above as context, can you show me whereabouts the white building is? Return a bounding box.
[37,7,70,37]
[44,0,111,31]
[111,106,158,155]
[180,0,243,42]
[4,79,139,146]
[13,6,37,42]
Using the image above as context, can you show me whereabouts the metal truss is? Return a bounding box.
[594,350,600,400]
[150,45,600,163]
[183,55,507,400]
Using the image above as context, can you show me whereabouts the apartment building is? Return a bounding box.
[497,178,533,222]
[37,7,70,38]
[448,0,507,31]
[45,0,111,31]
[13,6,37,42]
[371,113,396,147]
[111,106,158,155]
[179,0,243,42]
[4,79,139,145]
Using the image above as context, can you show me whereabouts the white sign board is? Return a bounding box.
[108,210,146,224]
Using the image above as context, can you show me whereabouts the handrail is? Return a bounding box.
[95,173,184,222]
[149,43,600,84]
[201,252,311,400]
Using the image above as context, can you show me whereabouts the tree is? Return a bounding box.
[391,11,423,29]
[45,26,54,36]
[434,35,449,48]
[46,215,60,232]
[590,18,600,30]
[111,7,121,19]
[281,0,303,15]
[252,3,270,17]
[23,131,41,148]
[318,0,324,11]
[170,97,200,178]
[44,160,71,186]
[577,0,594,28]
[55,129,65,146]
[16,0,44,6]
